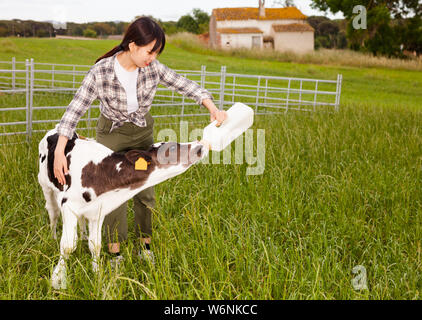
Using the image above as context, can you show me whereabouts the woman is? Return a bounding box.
[53,17,226,265]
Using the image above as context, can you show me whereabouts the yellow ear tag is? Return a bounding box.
[135,157,149,171]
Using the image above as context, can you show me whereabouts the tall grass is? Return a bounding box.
[168,32,422,72]
[0,103,421,299]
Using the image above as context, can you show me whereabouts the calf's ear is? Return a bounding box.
[125,150,152,164]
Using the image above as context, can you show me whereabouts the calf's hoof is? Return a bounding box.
[51,263,67,290]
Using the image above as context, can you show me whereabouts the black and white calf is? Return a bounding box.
[38,126,208,289]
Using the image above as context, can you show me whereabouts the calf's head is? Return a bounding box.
[121,140,208,187]
[134,140,207,172]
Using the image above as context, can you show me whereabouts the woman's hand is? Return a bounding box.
[210,109,228,127]
[54,151,68,185]
[54,135,69,185]
[202,99,227,127]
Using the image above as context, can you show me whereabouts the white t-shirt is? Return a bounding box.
[114,56,139,114]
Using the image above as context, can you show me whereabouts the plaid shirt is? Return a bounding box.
[57,51,214,139]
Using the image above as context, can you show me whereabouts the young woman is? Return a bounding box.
[53,17,227,265]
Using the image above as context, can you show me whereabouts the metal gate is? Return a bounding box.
[0,57,342,144]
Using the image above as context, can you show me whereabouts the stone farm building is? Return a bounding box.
[209,6,315,54]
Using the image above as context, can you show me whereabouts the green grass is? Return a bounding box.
[0,37,421,299]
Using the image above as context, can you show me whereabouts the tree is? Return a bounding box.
[336,31,348,49]
[83,28,97,38]
[310,0,422,56]
[176,9,210,34]
[319,21,340,48]
[307,16,330,36]
[115,21,129,35]
[398,16,422,55]
[177,15,198,34]
[92,23,113,37]
[192,8,210,34]
[307,16,344,49]
[161,21,179,35]
[311,0,421,19]
[192,8,209,25]
[0,26,7,37]
[72,25,84,37]
[364,4,400,56]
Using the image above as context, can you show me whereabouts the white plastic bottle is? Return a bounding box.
[202,102,254,152]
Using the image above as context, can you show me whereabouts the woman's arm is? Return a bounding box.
[158,62,214,107]
[54,66,98,185]
[157,62,227,125]
[57,66,98,140]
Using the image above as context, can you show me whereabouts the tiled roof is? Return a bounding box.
[217,27,263,34]
[272,23,314,32]
[212,7,307,21]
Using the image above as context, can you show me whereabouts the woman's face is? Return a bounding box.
[128,39,159,68]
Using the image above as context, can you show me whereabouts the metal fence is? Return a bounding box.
[0,57,342,143]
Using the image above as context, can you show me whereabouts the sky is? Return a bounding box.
[0,0,344,24]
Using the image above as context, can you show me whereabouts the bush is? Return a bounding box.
[315,36,331,49]
[36,29,50,37]
[83,28,97,38]
[0,26,7,37]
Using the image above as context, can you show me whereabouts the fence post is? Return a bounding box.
[232,75,236,103]
[219,66,226,110]
[335,74,342,112]
[28,58,34,142]
[73,65,76,88]
[12,57,16,89]
[299,80,303,110]
[264,78,268,107]
[87,106,92,135]
[285,79,291,113]
[313,80,319,112]
[25,59,30,143]
[255,76,261,113]
[181,73,186,115]
[52,65,55,88]
[200,65,206,89]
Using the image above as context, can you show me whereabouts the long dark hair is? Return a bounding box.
[95,16,165,64]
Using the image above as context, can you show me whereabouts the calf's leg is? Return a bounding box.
[51,206,78,290]
[40,185,60,239]
[88,216,105,272]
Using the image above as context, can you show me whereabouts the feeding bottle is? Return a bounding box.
[202,103,254,152]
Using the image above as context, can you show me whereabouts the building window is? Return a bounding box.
[252,36,261,48]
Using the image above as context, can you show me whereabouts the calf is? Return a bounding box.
[38,126,208,289]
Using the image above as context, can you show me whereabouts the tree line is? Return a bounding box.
[0,9,349,49]
[1,3,420,57]
[0,9,211,39]
[0,19,133,38]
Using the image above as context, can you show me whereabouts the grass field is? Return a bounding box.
[0,37,421,299]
